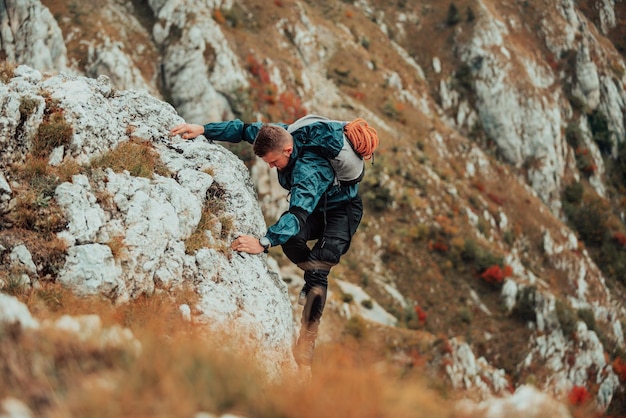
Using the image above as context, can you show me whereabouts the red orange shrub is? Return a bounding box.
[480,264,512,285]
[351,91,366,101]
[567,385,591,406]
[414,306,428,324]
[212,9,226,24]
[429,241,449,253]
[612,232,626,247]
[613,357,626,382]
[487,192,505,206]
[245,54,307,123]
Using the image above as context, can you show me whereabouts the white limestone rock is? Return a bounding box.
[444,337,510,395]
[58,243,126,299]
[55,175,107,244]
[0,0,67,72]
[0,294,39,330]
[0,397,33,418]
[50,314,141,355]
[459,14,564,212]
[455,385,572,418]
[9,245,37,274]
[149,0,246,123]
[335,278,398,326]
[85,36,154,94]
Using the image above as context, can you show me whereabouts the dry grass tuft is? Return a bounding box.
[90,138,172,179]
[54,158,83,182]
[5,157,67,238]
[184,206,216,254]
[0,266,30,296]
[0,60,16,83]
[105,235,127,260]
[32,98,73,158]
[185,183,234,254]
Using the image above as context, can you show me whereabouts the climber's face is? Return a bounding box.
[262,145,293,170]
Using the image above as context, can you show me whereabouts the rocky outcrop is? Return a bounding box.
[0,66,295,377]
[148,0,248,123]
[0,0,67,71]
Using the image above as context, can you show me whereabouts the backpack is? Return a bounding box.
[287,115,379,186]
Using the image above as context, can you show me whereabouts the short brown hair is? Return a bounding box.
[253,124,290,157]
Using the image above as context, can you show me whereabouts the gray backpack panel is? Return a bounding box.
[287,115,364,186]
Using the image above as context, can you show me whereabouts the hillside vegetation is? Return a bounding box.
[1,0,626,416]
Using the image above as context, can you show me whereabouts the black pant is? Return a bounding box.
[282,196,363,330]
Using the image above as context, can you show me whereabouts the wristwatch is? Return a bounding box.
[259,236,271,254]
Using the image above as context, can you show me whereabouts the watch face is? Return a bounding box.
[260,237,270,247]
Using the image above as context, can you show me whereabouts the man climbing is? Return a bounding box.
[170,116,376,367]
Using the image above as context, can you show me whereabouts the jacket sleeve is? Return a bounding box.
[203,120,290,144]
[265,152,335,246]
[203,120,262,143]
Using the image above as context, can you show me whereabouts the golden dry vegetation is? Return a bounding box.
[1,283,598,417]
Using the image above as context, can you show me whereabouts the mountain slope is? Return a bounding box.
[1,0,626,414]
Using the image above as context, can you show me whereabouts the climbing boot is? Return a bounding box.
[294,328,318,366]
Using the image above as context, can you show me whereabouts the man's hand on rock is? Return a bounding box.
[231,235,264,255]
[170,123,204,140]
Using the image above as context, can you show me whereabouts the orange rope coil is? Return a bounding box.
[344,118,379,160]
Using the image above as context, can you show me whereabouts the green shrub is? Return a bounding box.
[577,308,596,332]
[19,97,39,122]
[563,182,583,204]
[446,3,461,26]
[474,248,503,273]
[457,307,473,324]
[342,292,354,303]
[503,229,516,246]
[613,141,626,188]
[361,169,394,212]
[563,193,611,246]
[382,100,401,120]
[555,299,577,338]
[344,315,367,340]
[597,237,626,285]
[466,6,475,22]
[512,286,537,323]
[454,63,474,93]
[588,110,612,155]
[401,304,418,329]
[565,123,584,149]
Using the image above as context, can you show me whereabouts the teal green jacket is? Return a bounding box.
[203,119,359,246]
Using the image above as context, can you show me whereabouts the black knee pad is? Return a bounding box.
[310,238,343,265]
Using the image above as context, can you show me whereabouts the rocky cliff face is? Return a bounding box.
[1,0,626,415]
[0,65,295,379]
